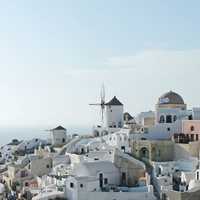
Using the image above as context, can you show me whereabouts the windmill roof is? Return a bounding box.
[105,96,123,106]
[52,126,66,131]
[124,112,134,121]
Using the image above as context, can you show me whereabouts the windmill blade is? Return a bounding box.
[99,106,104,122]
[101,107,104,122]
[90,85,106,124]
[100,84,105,104]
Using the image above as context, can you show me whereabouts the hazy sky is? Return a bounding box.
[0,0,200,127]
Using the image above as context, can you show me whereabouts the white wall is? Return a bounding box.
[104,105,123,128]
[192,108,200,120]
[105,132,130,152]
[66,176,155,200]
[52,130,66,146]
[155,108,191,124]
[76,187,156,200]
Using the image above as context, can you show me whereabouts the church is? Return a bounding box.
[137,91,200,140]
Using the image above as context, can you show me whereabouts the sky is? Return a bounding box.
[0,0,200,129]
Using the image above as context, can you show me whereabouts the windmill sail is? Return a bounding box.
[89,85,106,123]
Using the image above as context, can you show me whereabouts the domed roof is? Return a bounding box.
[158,91,184,105]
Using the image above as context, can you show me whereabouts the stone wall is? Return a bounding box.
[166,189,200,200]
[113,149,146,186]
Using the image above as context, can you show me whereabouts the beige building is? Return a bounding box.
[131,140,174,163]
[165,189,200,200]
[113,149,147,186]
[3,164,33,191]
[29,157,53,177]
[3,156,52,191]
[131,139,200,163]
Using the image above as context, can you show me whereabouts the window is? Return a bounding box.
[21,170,26,178]
[167,127,171,131]
[121,146,125,152]
[80,184,83,188]
[70,182,74,188]
[46,164,50,169]
[191,126,195,132]
[25,182,29,187]
[122,172,126,185]
[99,173,103,188]
[104,178,108,185]
[158,167,162,175]
[189,115,193,120]
[159,115,165,123]
[191,134,194,141]
[173,115,177,122]
[197,172,199,180]
[196,134,199,141]
[166,115,172,123]
[62,138,65,143]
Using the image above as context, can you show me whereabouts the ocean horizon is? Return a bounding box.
[0,125,92,146]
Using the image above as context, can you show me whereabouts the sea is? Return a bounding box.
[0,126,91,146]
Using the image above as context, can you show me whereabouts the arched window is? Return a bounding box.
[173,115,177,122]
[159,115,165,123]
[139,147,149,159]
[166,115,172,123]
[191,126,195,132]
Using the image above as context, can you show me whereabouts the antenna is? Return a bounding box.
[89,84,106,123]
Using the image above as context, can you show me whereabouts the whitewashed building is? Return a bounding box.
[50,126,67,147]
[93,96,124,136]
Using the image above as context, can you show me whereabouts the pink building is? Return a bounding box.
[173,120,200,143]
